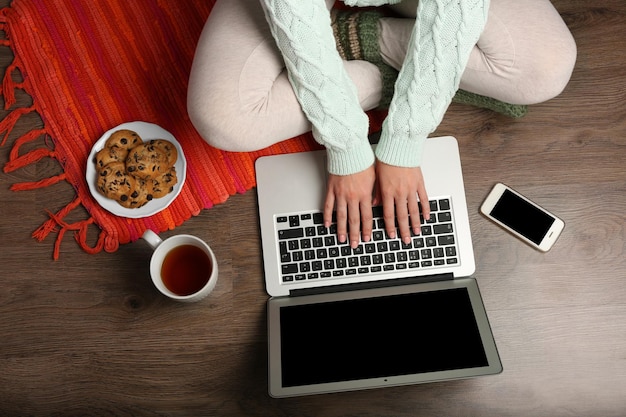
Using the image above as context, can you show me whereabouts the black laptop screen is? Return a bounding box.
[279,287,488,387]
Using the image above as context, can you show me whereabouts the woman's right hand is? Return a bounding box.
[323,165,376,249]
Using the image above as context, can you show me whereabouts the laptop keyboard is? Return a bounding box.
[275,197,459,284]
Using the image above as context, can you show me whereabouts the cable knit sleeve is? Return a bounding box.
[375,0,490,167]
[260,0,375,176]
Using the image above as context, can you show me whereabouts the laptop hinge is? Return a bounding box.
[289,273,455,297]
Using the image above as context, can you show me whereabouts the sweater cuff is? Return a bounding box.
[325,140,376,176]
[374,129,425,168]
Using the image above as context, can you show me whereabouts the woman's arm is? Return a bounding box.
[260,0,375,176]
[376,0,490,167]
[373,0,489,243]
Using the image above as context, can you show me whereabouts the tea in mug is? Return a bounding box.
[161,244,212,296]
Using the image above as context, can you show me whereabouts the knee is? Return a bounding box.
[187,92,257,153]
[511,30,577,105]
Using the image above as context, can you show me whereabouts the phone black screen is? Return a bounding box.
[490,189,555,244]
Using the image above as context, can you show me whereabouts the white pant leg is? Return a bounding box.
[382,0,577,104]
[187,0,383,152]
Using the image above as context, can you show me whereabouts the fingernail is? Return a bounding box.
[339,234,346,243]
[351,240,358,248]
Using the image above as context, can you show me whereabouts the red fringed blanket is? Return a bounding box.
[0,0,353,259]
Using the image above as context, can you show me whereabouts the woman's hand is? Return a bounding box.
[324,165,376,248]
[374,161,430,244]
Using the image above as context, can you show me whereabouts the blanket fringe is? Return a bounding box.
[2,59,24,110]
[33,196,106,260]
[0,105,35,146]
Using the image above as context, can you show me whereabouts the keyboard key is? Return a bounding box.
[438,212,452,222]
[439,199,450,210]
[434,223,454,234]
[438,235,455,246]
[282,264,298,274]
[279,228,304,240]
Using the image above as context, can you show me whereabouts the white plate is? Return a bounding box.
[86,121,187,219]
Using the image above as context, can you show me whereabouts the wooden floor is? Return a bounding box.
[1,1,625,416]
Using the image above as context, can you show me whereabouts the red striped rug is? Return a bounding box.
[0,1,385,259]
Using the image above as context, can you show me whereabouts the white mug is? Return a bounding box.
[142,229,218,302]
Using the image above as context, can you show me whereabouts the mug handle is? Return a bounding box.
[142,229,163,250]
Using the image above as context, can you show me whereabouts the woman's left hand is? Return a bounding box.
[374,161,430,244]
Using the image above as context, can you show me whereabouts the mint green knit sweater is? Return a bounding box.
[261,0,489,175]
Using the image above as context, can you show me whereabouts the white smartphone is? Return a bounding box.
[480,183,565,252]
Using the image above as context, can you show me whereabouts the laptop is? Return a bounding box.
[255,136,502,398]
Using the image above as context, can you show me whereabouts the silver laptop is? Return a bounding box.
[255,136,502,397]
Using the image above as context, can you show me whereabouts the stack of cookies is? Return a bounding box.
[95,129,178,208]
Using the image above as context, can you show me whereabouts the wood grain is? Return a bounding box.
[0,0,625,416]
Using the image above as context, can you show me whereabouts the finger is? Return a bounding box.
[417,182,430,222]
[382,194,397,239]
[348,200,361,248]
[323,191,335,228]
[360,200,373,243]
[335,200,348,244]
[395,197,411,244]
[408,194,422,236]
